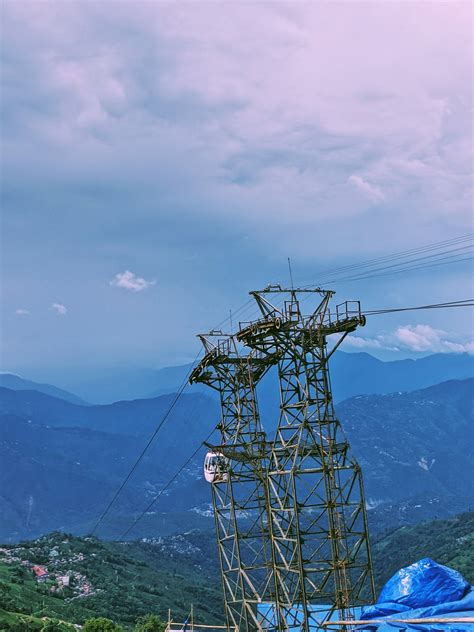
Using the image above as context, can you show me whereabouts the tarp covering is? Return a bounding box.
[359,558,474,631]
[258,559,474,630]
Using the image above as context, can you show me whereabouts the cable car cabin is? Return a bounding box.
[204,451,228,483]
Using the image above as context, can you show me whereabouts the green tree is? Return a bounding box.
[134,614,166,632]
[83,618,124,632]
[41,621,63,632]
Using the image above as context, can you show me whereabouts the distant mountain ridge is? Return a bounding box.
[0,387,217,541]
[0,387,215,436]
[150,351,474,405]
[330,351,474,400]
[0,377,472,541]
[12,351,472,404]
[339,378,474,506]
[0,373,86,405]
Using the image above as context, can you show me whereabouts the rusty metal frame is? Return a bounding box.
[190,332,275,631]
[237,287,376,631]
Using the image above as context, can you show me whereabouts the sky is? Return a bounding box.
[1,1,473,384]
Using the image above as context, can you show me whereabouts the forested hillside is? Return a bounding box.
[1,512,473,630]
[0,532,222,630]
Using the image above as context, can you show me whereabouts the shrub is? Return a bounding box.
[134,614,166,632]
[83,618,124,631]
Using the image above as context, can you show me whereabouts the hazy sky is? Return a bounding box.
[1,1,473,379]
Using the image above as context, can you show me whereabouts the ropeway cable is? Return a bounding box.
[317,251,473,286]
[91,348,203,535]
[362,299,474,316]
[119,427,216,540]
[200,235,474,331]
[300,234,473,287]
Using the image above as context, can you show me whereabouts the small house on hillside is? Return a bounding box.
[32,565,49,581]
[58,574,70,587]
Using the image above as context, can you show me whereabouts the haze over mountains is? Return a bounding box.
[0,389,216,541]
[6,351,472,404]
[0,373,86,406]
[1,351,473,542]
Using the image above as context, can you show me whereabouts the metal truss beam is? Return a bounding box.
[190,333,275,631]
[238,287,376,631]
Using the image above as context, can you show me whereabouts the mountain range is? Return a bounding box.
[8,351,473,404]
[0,373,86,405]
[1,368,472,542]
[0,389,217,541]
[339,378,474,507]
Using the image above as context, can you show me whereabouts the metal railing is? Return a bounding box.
[165,607,235,632]
[165,625,233,631]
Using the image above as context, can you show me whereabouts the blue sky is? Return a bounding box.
[1,1,473,381]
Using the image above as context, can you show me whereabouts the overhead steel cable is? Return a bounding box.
[327,234,472,272]
[296,254,473,313]
[213,236,474,329]
[362,299,474,316]
[119,427,216,540]
[213,297,254,330]
[91,348,203,535]
[209,243,474,338]
[301,234,473,287]
[318,253,473,286]
[315,245,473,285]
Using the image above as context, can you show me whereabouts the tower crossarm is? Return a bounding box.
[238,314,364,351]
[189,335,276,390]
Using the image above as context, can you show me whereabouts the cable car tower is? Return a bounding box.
[238,286,376,630]
[190,332,278,631]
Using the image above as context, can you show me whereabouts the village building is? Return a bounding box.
[32,565,49,582]
[58,574,70,587]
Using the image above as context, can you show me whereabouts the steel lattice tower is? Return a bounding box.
[190,332,277,631]
[238,287,376,631]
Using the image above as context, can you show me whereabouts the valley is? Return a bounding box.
[0,512,473,630]
[0,353,473,542]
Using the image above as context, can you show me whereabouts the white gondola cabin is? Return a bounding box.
[204,451,227,483]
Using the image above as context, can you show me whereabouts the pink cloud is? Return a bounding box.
[346,324,474,355]
[1,2,471,262]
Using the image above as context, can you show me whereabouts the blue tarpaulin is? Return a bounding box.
[258,558,474,630]
[359,558,474,631]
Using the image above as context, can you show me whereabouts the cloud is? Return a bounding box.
[1,2,472,369]
[393,324,474,354]
[348,175,385,203]
[15,308,30,316]
[343,335,390,351]
[342,334,400,353]
[1,2,471,246]
[110,270,155,292]
[51,303,67,315]
[345,324,474,355]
